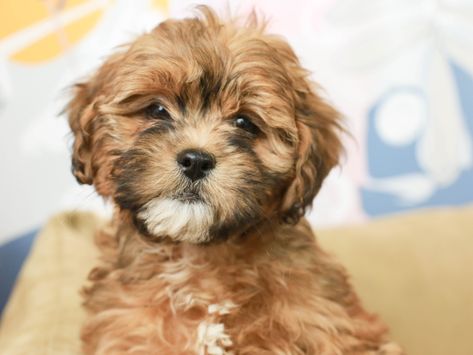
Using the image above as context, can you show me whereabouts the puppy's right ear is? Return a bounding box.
[67,51,124,185]
[67,81,97,185]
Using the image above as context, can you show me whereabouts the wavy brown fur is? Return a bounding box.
[67,6,403,354]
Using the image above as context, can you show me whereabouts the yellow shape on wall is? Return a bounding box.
[11,9,103,63]
[0,0,105,64]
[151,0,168,13]
[0,0,49,39]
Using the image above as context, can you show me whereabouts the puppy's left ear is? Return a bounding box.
[281,79,343,224]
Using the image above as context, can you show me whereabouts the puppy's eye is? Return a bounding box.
[145,103,171,120]
[233,116,260,135]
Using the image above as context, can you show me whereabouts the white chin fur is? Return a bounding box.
[138,198,214,243]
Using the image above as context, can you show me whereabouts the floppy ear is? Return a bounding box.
[281,81,343,224]
[67,82,97,185]
[67,52,124,185]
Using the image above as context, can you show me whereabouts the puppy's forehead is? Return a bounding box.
[114,18,296,128]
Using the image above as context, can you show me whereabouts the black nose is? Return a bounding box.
[177,149,216,181]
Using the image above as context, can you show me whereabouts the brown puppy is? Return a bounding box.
[67,6,403,355]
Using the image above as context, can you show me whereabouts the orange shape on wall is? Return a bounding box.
[0,0,107,64]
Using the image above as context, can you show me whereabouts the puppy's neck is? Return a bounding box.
[117,206,277,242]
[111,209,294,266]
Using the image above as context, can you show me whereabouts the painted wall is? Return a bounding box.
[1,0,472,244]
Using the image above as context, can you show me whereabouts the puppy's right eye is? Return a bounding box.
[145,103,171,120]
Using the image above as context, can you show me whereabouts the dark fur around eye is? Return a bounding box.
[233,116,260,135]
[145,103,172,120]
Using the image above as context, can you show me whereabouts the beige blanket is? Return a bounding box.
[1,207,472,354]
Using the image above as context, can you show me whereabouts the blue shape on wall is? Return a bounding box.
[366,87,424,178]
[362,59,473,216]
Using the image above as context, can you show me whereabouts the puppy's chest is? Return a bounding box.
[89,233,322,353]
[117,248,254,353]
[123,242,265,309]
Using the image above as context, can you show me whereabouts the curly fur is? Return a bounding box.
[67,6,404,354]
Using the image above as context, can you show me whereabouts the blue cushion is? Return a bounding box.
[0,230,37,316]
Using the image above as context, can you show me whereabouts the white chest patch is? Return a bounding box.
[196,300,237,355]
[208,300,237,315]
[197,322,233,355]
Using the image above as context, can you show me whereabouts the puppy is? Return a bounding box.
[67,6,403,355]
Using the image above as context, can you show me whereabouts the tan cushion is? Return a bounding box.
[0,206,472,354]
[0,212,103,355]
[318,206,473,355]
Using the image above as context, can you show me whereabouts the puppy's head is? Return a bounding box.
[67,7,342,243]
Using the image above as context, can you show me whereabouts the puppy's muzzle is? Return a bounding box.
[177,149,216,181]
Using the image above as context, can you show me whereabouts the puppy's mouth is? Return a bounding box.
[174,191,202,203]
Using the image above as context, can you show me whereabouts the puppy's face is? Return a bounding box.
[67,8,342,243]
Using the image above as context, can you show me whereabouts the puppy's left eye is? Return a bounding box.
[145,103,171,120]
[233,116,260,135]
